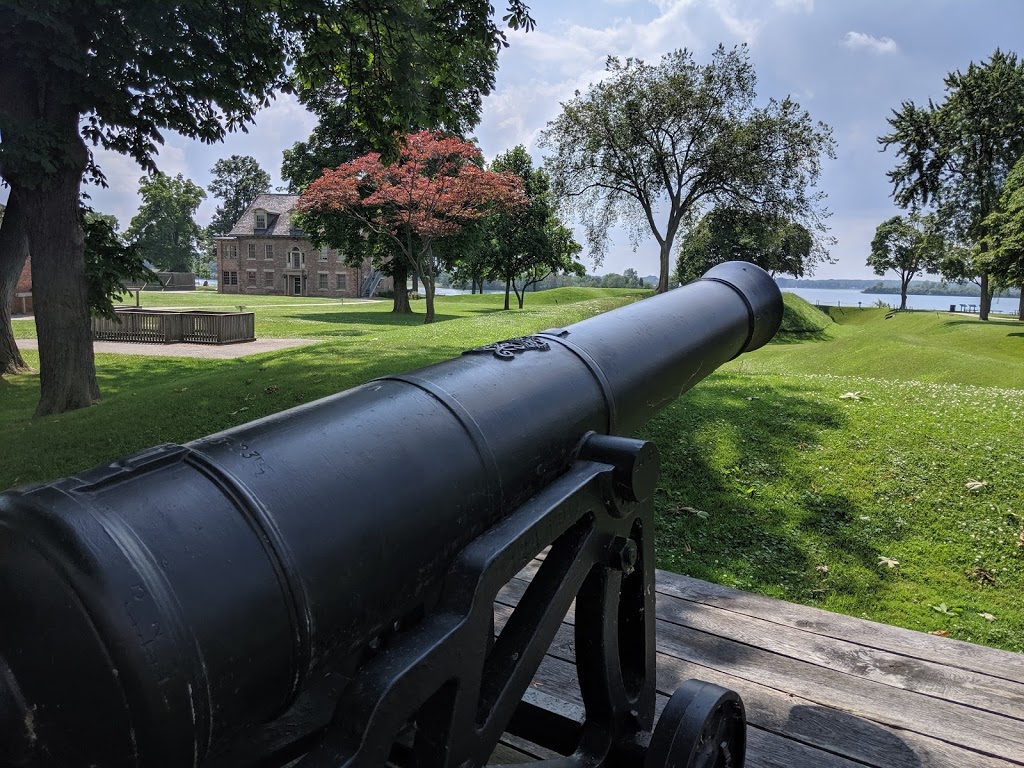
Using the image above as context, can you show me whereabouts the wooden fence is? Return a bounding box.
[92,310,255,345]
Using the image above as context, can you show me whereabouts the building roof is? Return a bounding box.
[227,193,304,237]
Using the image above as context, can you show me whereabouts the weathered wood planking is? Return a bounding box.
[657,572,1024,683]
[496,566,1024,768]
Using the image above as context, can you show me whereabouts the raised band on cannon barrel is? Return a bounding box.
[0,262,783,768]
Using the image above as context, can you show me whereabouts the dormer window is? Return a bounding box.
[254,210,268,230]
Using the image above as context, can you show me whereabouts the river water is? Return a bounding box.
[782,287,1021,313]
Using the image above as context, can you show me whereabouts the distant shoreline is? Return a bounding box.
[776,278,1020,298]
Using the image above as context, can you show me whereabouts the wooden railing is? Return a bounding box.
[92,310,255,345]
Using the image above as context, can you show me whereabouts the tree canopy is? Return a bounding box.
[0,0,534,416]
[867,213,944,310]
[208,156,271,235]
[83,210,155,319]
[879,48,1024,319]
[297,130,527,323]
[486,146,584,309]
[125,173,206,273]
[539,45,834,293]
[982,155,1024,289]
[675,207,819,285]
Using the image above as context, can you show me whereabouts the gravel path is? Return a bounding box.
[16,338,320,359]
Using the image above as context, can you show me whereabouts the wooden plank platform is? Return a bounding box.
[495,564,1024,767]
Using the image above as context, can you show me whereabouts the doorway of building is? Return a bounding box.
[292,276,302,296]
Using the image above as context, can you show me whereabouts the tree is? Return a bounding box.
[82,210,156,319]
[125,174,206,272]
[486,146,585,309]
[0,189,30,375]
[539,45,834,294]
[675,207,818,284]
[879,49,1024,320]
[297,130,527,323]
[0,1,534,416]
[208,156,271,235]
[981,154,1024,319]
[867,214,944,310]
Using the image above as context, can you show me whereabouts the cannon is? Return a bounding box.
[0,262,782,768]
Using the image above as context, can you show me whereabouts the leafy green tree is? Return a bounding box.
[486,146,585,309]
[83,210,156,319]
[867,214,944,310]
[879,49,1024,320]
[0,1,534,416]
[208,156,271,235]
[0,190,30,375]
[540,45,834,294]
[126,174,206,272]
[675,207,819,284]
[981,154,1024,319]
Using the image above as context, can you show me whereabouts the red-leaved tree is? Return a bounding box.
[297,130,526,322]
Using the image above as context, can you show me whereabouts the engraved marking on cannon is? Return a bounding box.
[463,335,551,359]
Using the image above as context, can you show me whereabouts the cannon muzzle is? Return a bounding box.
[0,262,781,767]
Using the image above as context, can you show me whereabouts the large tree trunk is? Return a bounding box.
[1017,289,1023,321]
[504,277,511,310]
[0,187,31,375]
[979,273,991,321]
[657,239,672,293]
[18,131,98,416]
[422,246,436,324]
[390,260,412,314]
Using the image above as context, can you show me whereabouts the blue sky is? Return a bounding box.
[15,0,1024,279]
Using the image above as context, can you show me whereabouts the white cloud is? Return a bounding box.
[842,31,899,55]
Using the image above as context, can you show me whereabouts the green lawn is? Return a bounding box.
[4,290,1023,651]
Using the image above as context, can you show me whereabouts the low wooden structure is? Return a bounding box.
[492,563,1024,767]
[92,308,255,345]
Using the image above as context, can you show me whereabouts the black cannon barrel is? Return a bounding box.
[0,262,782,767]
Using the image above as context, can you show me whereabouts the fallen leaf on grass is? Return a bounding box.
[877,556,899,568]
[966,567,996,586]
[977,612,996,622]
[930,630,950,637]
[930,602,960,616]
[816,564,830,574]
[965,480,988,491]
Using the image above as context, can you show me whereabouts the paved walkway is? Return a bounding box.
[16,338,320,359]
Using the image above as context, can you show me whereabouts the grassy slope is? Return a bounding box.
[642,295,1024,650]
[4,290,1023,651]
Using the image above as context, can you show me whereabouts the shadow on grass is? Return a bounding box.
[284,310,461,327]
[770,330,834,345]
[944,318,1024,327]
[641,373,898,605]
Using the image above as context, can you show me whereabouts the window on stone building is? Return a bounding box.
[255,211,267,229]
[289,247,304,268]
[318,272,328,290]
[222,271,238,286]
[263,271,274,287]
[265,243,274,259]
[247,270,256,285]
[318,250,328,261]
[248,243,256,259]
[336,273,347,290]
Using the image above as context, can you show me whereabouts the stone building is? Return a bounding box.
[215,193,387,298]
